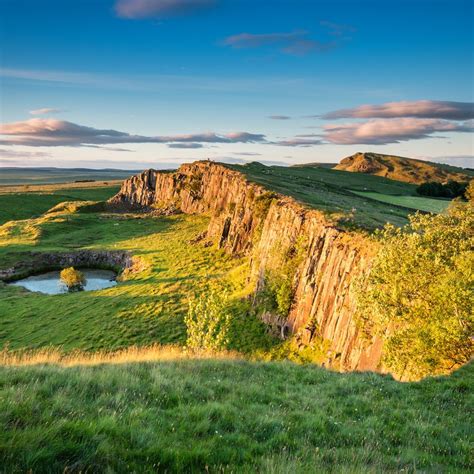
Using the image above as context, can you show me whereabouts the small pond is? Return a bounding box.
[10,269,117,295]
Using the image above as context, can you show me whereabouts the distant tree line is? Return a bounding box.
[416,180,469,199]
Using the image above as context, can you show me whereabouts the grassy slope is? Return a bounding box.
[1,357,472,472]
[0,204,273,354]
[0,186,120,225]
[0,177,471,472]
[351,191,451,214]
[229,163,449,228]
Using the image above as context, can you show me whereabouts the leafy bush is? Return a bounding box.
[60,267,86,292]
[257,237,308,318]
[465,180,474,202]
[355,202,473,379]
[185,289,231,351]
[254,192,278,219]
[416,180,467,198]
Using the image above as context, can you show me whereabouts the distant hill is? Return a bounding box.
[291,162,337,169]
[0,167,140,186]
[334,152,473,184]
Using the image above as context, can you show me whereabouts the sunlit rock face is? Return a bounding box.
[112,161,383,373]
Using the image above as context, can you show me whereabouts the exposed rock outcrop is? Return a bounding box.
[0,250,140,282]
[111,161,383,372]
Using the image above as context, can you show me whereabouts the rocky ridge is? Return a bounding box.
[111,161,383,372]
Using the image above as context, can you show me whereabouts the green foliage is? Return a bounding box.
[355,202,474,379]
[185,172,203,199]
[185,288,231,351]
[257,237,308,318]
[254,191,278,218]
[417,180,468,198]
[60,267,86,291]
[465,180,474,202]
[0,359,472,472]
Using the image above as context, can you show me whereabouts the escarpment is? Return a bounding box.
[111,161,383,372]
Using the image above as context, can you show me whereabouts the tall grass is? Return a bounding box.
[1,355,472,472]
[0,344,242,367]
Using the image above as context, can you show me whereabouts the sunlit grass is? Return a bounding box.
[0,200,274,354]
[1,356,471,472]
[351,190,450,213]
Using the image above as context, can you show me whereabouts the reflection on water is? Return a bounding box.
[11,269,117,295]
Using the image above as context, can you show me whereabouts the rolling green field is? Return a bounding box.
[351,191,451,214]
[230,163,451,228]
[1,356,472,472]
[0,186,120,225]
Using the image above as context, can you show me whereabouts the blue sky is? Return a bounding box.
[0,0,473,169]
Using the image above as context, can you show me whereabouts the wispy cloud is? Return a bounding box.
[268,115,292,120]
[323,100,474,120]
[0,67,305,94]
[222,31,337,56]
[0,119,266,147]
[320,21,356,37]
[421,155,474,168]
[0,148,52,159]
[167,142,204,148]
[29,108,64,116]
[115,0,216,19]
[322,118,474,145]
[274,137,324,147]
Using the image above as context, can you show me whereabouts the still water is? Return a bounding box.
[11,269,117,295]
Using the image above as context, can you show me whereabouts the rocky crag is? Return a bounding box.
[111,161,383,372]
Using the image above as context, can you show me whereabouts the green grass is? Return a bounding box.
[0,174,471,472]
[1,358,471,472]
[0,186,120,225]
[229,163,450,228]
[351,191,451,214]
[0,199,274,354]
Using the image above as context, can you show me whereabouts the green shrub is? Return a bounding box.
[417,180,468,198]
[355,202,473,379]
[254,192,278,219]
[465,180,474,202]
[60,267,86,292]
[185,288,231,351]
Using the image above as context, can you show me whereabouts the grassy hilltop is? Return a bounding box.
[334,152,474,184]
[228,162,451,228]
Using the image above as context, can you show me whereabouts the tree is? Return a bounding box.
[185,288,231,351]
[416,180,467,198]
[355,202,473,380]
[60,267,86,292]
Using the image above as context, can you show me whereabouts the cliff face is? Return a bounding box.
[112,161,383,372]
